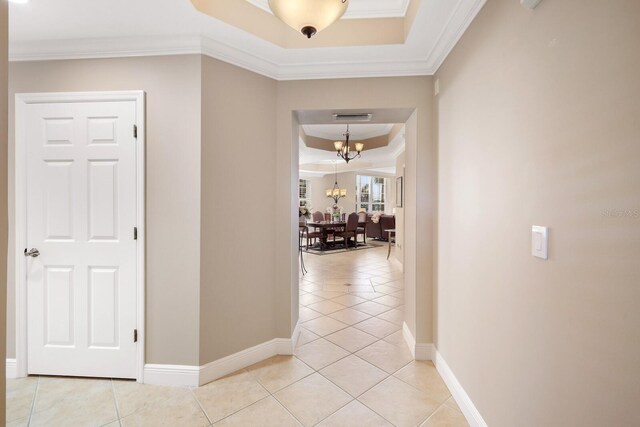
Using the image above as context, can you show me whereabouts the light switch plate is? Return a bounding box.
[532,226,548,259]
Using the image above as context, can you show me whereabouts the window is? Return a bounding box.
[357,175,386,212]
[299,179,311,207]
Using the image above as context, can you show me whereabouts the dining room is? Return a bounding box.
[298,120,404,259]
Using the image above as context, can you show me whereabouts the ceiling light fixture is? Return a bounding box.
[333,125,364,164]
[326,162,347,203]
[268,0,349,39]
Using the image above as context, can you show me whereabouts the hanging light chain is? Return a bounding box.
[335,124,363,164]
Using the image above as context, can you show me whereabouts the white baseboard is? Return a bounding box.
[402,322,433,360]
[198,324,298,386]
[6,359,17,379]
[200,335,294,386]
[290,320,301,350]
[143,364,199,387]
[18,326,297,389]
[433,349,488,427]
[402,322,417,358]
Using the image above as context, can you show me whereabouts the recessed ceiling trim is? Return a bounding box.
[8,0,486,81]
[8,35,431,80]
[427,0,487,73]
[303,124,394,141]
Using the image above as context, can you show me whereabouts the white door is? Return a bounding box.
[25,99,139,379]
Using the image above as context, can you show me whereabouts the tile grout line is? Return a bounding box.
[417,401,448,426]
[26,376,40,426]
[294,252,417,426]
[242,366,309,426]
[189,386,216,426]
[311,398,355,426]
[110,379,122,425]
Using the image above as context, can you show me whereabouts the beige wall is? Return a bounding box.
[276,77,436,344]
[7,56,203,366]
[436,0,640,425]
[4,56,437,371]
[199,56,278,364]
[1,2,8,420]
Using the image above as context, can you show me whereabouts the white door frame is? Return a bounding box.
[14,91,146,382]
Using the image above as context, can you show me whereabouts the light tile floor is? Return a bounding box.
[6,245,468,427]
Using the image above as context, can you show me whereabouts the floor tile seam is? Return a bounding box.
[373,313,404,326]
[355,396,400,427]
[299,320,351,338]
[109,379,122,425]
[270,388,318,427]
[388,361,452,398]
[414,400,446,427]
[194,374,271,425]
[443,396,465,414]
[246,357,317,395]
[325,329,380,354]
[190,386,215,426]
[270,393,308,426]
[307,350,355,375]
[350,302,395,316]
[316,352,393,398]
[26,375,40,425]
[370,299,403,309]
[349,350,404,377]
[205,394,279,426]
[354,351,414,377]
[308,397,355,427]
[333,367,391,400]
[350,322,402,339]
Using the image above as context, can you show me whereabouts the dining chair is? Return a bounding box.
[356,211,367,245]
[307,211,324,248]
[335,213,359,249]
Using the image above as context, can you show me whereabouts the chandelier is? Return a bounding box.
[333,125,364,164]
[268,0,349,39]
[326,162,347,204]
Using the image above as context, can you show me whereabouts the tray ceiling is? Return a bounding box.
[9,0,487,80]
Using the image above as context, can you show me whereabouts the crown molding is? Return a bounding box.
[9,35,203,62]
[425,0,487,73]
[9,35,431,80]
[8,0,485,80]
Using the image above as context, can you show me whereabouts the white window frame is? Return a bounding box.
[356,175,387,213]
[298,179,311,207]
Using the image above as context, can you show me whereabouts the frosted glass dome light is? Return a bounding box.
[268,0,349,38]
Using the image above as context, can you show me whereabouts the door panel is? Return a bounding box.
[26,100,138,379]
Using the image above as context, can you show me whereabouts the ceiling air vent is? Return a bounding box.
[332,113,372,122]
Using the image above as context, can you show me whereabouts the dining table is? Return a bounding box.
[306,220,366,251]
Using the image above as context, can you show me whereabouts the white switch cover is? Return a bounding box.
[532,226,548,259]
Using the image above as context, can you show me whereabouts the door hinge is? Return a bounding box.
[134,227,138,240]
[133,124,138,139]
[134,329,138,343]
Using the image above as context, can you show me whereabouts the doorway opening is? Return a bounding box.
[292,107,417,356]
